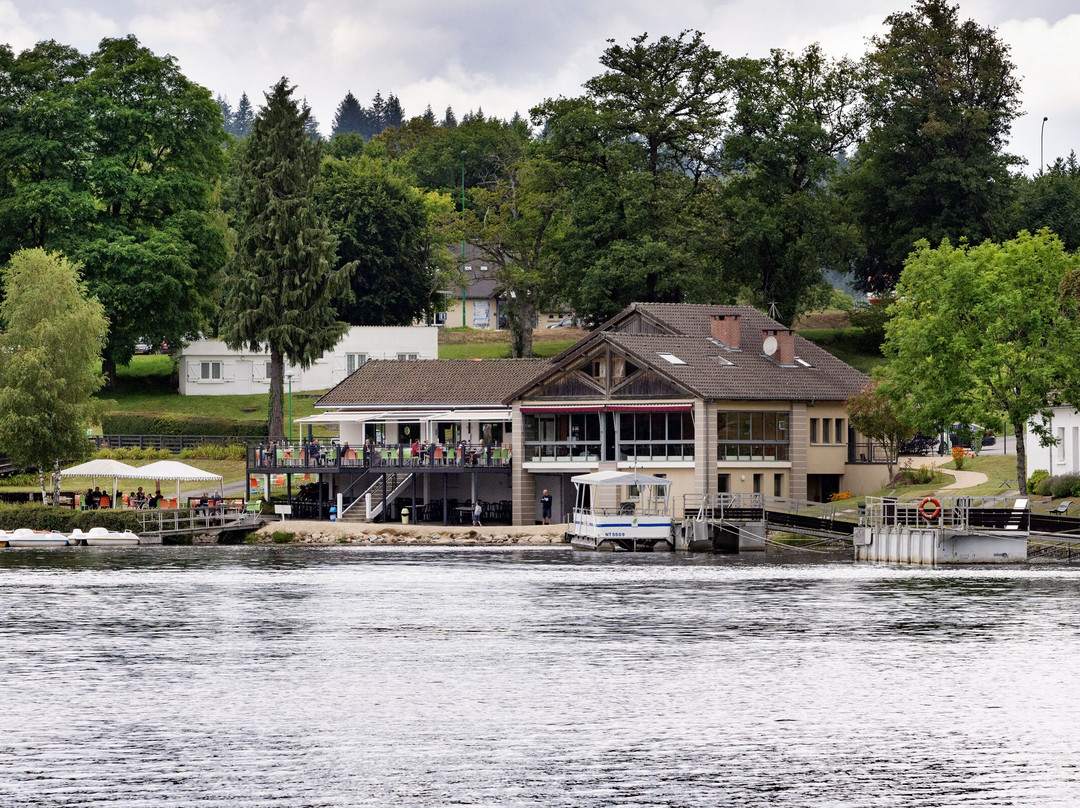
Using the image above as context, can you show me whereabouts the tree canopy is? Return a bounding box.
[841,0,1022,292]
[880,230,1080,495]
[0,249,107,502]
[0,35,227,381]
[222,78,353,438]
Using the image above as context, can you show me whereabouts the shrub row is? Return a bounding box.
[1033,473,1080,499]
[95,447,174,461]
[102,412,267,437]
[179,444,245,461]
[0,505,141,533]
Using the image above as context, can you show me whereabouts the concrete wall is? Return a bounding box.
[178,326,438,395]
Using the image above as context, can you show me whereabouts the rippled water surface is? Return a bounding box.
[2,546,1080,806]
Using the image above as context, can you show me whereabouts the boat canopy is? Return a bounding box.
[570,470,672,487]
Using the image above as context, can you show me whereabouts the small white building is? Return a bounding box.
[178,326,439,395]
[1026,405,1080,479]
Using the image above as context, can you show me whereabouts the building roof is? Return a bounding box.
[516,303,869,403]
[317,358,550,408]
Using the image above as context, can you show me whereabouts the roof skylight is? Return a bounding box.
[658,353,686,365]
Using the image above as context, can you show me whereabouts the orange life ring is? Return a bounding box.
[918,497,941,520]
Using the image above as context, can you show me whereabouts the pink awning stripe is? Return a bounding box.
[520,403,694,413]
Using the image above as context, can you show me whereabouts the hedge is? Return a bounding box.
[102,412,267,437]
[0,505,141,533]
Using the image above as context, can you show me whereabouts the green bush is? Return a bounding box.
[102,412,267,437]
[179,444,245,461]
[1035,476,1054,496]
[95,447,173,460]
[271,531,294,544]
[1028,469,1050,492]
[1052,474,1080,499]
[0,504,141,533]
[0,473,41,488]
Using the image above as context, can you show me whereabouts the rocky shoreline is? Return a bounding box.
[251,519,568,547]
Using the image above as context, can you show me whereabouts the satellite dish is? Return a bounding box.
[763,335,778,356]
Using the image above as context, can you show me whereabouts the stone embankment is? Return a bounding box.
[252,520,567,547]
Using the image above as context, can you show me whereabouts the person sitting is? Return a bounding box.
[90,487,102,510]
[134,487,147,509]
[83,488,94,510]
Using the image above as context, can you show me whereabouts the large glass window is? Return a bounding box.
[524,412,602,460]
[617,411,694,461]
[717,411,790,461]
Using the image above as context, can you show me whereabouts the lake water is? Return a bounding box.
[2,546,1080,807]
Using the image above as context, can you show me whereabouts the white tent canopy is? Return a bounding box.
[60,458,142,505]
[571,470,672,487]
[115,460,224,503]
[61,459,140,478]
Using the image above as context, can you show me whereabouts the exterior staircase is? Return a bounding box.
[338,472,414,522]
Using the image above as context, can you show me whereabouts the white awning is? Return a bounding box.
[295,411,388,424]
[420,409,512,423]
[571,470,672,487]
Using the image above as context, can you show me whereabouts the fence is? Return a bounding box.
[94,435,253,452]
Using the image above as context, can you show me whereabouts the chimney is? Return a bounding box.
[763,329,795,365]
[710,314,741,349]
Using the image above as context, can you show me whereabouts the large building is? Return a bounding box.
[246,303,887,523]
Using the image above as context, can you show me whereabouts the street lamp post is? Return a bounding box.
[1040,116,1048,174]
[461,149,466,328]
[285,371,295,444]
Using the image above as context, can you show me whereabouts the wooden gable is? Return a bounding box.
[610,368,687,398]
[611,310,675,336]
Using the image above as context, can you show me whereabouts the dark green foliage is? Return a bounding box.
[102,412,267,437]
[719,46,863,324]
[271,531,294,543]
[841,0,1022,292]
[332,91,366,136]
[0,504,141,533]
[318,156,435,325]
[1027,469,1049,493]
[222,78,353,438]
[1035,474,1080,499]
[0,37,228,376]
[1011,154,1080,250]
[231,92,254,138]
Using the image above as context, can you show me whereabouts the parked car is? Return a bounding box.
[547,316,576,328]
[949,423,996,448]
[899,432,940,456]
[133,341,152,355]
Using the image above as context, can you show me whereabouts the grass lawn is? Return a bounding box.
[796,327,885,374]
[439,339,575,359]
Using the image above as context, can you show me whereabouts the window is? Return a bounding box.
[773,474,783,498]
[265,361,272,379]
[200,361,221,381]
[397,353,418,360]
[617,411,695,461]
[822,419,831,444]
[835,419,845,444]
[717,411,790,461]
[1058,427,1066,462]
[753,473,763,494]
[717,473,730,493]
[346,353,367,374]
[657,353,686,365]
[810,418,819,444]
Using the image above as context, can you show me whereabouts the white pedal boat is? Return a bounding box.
[4,528,76,547]
[70,527,140,546]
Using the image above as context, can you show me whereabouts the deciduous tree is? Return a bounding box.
[840,0,1022,292]
[0,249,108,504]
[222,78,353,438]
[846,382,913,480]
[880,230,1080,495]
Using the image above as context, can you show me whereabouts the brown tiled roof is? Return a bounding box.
[517,303,869,402]
[317,358,550,407]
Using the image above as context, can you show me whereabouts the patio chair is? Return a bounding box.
[1050,500,1072,516]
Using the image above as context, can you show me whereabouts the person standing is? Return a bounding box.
[540,489,553,525]
[472,500,483,526]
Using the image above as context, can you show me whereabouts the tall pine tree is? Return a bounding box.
[222,78,353,438]
[233,91,254,137]
[333,91,365,135]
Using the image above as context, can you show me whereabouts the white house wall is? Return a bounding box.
[178,326,438,395]
[1026,406,1080,480]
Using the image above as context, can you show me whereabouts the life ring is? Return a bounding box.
[918,497,941,520]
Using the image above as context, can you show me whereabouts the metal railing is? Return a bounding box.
[135,505,257,535]
[95,434,256,452]
[247,441,511,470]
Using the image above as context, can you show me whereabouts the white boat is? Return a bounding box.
[69,527,140,546]
[4,528,75,547]
[569,470,674,551]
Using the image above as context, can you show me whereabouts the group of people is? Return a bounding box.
[82,486,162,510]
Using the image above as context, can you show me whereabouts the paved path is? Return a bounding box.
[913,456,989,491]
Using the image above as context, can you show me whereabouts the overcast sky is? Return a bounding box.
[2,0,1076,173]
